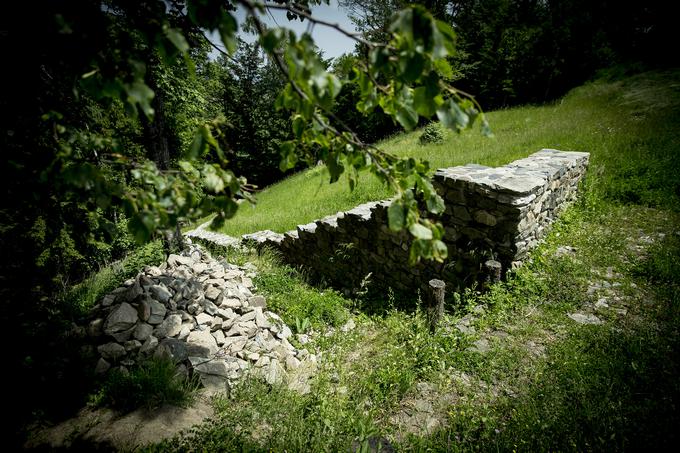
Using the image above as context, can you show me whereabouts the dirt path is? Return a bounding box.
[26,393,214,450]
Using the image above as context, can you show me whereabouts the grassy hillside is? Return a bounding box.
[217,70,680,236]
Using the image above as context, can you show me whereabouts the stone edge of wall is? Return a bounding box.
[187,148,590,293]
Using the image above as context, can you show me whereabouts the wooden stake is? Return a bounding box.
[427,279,446,334]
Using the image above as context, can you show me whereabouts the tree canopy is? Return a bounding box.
[2,0,494,301]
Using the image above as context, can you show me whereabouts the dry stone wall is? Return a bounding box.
[188,149,589,295]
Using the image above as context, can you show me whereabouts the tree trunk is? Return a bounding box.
[141,85,170,170]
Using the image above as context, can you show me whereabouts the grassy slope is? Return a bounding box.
[218,70,680,236]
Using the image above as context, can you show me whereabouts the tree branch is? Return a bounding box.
[257,1,382,48]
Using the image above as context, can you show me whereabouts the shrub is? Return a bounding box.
[418,122,445,145]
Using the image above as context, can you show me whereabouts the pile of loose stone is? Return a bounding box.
[86,243,316,393]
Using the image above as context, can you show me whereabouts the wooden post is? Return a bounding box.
[427,279,446,334]
[483,259,502,291]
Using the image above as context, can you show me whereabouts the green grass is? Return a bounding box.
[90,356,200,412]
[60,240,165,317]
[217,69,680,236]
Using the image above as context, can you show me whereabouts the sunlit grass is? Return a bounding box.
[216,70,680,236]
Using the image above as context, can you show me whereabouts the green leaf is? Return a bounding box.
[409,223,433,240]
[433,20,456,58]
[432,239,448,259]
[437,99,469,131]
[387,201,405,231]
[481,117,494,137]
[395,104,418,130]
[414,86,437,117]
[203,167,225,193]
[188,130,205,159]
[292,115,305,138]
[218,12,238,54]
[426,193,445,214]
[326,154,344,183]
[166,28,189,53]
[125,81,155,118]
[261,28,284,53]
[279,141,297,172]
[400,53,425,83]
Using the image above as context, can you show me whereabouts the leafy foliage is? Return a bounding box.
[418,122,445,145]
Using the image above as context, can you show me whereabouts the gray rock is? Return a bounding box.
[216,308,236,320]
[149,285,172,303]
[467,338,490,353]
[220,298,242,309]
[340,318,356,333]
[123,281,143,302]
[180,311,192,322]
[139,274,154,287]
[138,298,167,324]
[224,335,248,353]
[101,294,116,307]
[98,342,126,361]
[203,299,219,316]
[178,323,192,340]
[211,318,223,331]
[555,246,577,257]
[205,286,221,301]
[254,308,270,329]
[296,334,310,345]
[196,313,213,326]
[193,262,209,275]
[285,355,301,371]
[212,329,226,346]
[474,210,497,226]
[154,314,182,339]
[264,358,286,385]
[254,355,271,369]
[94,357,111,374]
[568,312,603,325]
[124,339,142,351]
[277,324,292,340]
[186,329,219,357]
[139,335,159,355]
[239,311,256,322]
[249,295,266,309]
[168,254,193,267]
[87,318,104,338]
[595,298,609,309]
[189,357,229,377]
[110,325,136,343]
[155,338,188,363]
[104,302,139,334]
[133,323,153,342]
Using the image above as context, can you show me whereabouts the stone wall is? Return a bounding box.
[189,149,589,295]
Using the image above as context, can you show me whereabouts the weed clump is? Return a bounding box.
[91,356,199,411]
[418,122,445,145]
